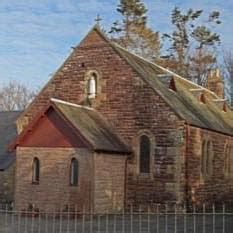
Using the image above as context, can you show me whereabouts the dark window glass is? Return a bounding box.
[206,141,211,175]
[140,135,150,173]
[32,158,40,184]
[70,158,79,186]
[201,140,206,175]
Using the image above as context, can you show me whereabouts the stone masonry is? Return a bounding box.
[15,27,233,209]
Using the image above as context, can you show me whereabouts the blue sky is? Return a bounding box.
[0,0,232,90]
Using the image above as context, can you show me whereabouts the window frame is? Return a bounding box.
[136,130,155,179]
[139,135,151,174]
[32,157,40,185]
[70,158,79,186]
[201,139,214,180]
[224,143,233,178]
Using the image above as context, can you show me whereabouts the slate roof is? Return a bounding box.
[13,99,131,154]
[51,99,131,153]
[93,26,233,136]
[15,25,233,137]
[0,111,21,170]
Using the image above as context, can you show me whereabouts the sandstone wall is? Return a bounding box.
[94,153,126,213]
[186,125,233,206]
[15,148,93,212]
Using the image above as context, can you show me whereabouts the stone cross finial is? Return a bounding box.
[95,14,102,26]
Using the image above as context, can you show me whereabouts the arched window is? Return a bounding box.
[32,157,40,184]
[87,72,97,99]
[139,135,151,174]
[201,140,207,175]
[70,158,79,186]
[224,144,233,178]
[201,139,214,179]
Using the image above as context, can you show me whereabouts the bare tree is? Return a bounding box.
[0,81,36,111]
[223,51,233,107]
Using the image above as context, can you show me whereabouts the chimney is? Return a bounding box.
[206,69,224,98]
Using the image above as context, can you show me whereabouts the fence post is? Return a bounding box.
[203,203,205,233]
[24,208,28,233]
[193,204,196,233]
[97,213,100,233]
[38,209,41,233]
[147,205,150,233]
[5,204,8,233]
[31,208,34,233]
[184,204,187,233]
[122,207,125,233]
[52,207,55,233]
[90,206,93,233]
[106,209,109,233]
[130,204,133,233]
[11,206,14,232]
[17,209,21,233]
[113,211,117,233]
[165,204,168,233]
[82,205,85,233]
[74,205,77,233]
[223,204,225,233]
[59,206,63,233]
[67,205,70,233]
[213,204,215,233]
[45,210,48,233]
[174,204,177,233]
[156,204,159,233]
[139,204,142,233]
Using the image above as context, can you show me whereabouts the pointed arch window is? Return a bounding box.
[139,135,151,174]
[224,144,233,178]
[70,158,79,186]
[201,139,214,179]
[32,157,40,184]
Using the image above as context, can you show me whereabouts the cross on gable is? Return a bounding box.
[95,14,102,26]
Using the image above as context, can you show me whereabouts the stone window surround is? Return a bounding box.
[200,137,214,182]
[135,130,155,179]
[32,157,40,185]
[70,157,79,186]
[84,70,101,99]
[224,142,233,179]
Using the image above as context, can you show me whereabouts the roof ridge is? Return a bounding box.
[109,41,222,100]
[50,98,95,111]
[0,110,22,113]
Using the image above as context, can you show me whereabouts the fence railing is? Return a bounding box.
[0,203,232,233]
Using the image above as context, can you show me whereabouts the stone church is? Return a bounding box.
[5,25,233,213]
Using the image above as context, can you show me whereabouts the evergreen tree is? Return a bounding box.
[163,7,221,85]
[223,50,233,107]
[109,0,160,60]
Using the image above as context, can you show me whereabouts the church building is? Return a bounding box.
[10,26,233,213]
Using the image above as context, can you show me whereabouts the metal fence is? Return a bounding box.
[0,203,232,233]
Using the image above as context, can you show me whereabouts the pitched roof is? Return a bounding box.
[51,99,131,153]
[16,25,233,136]
[0,111,21,170]
[93,26,233,136]
[14,99,131,154]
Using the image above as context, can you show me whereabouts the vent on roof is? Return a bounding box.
[212,99,227,112]
[190,88,206,103]
[157,73,176,91]
[169,78,177,92]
